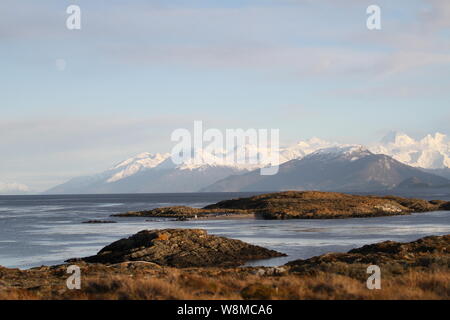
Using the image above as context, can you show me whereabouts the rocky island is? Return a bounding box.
[113,191,450,220]
[68,229,285,267]
[0,232,448,300]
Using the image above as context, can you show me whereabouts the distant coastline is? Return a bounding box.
[112,191,450,220]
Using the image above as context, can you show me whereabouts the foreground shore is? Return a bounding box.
[112,191,450,220]
[0,232,448,300]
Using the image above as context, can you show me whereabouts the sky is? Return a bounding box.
[1,0,449,192]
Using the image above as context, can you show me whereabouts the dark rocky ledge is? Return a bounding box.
[112,191,450,220]
[1,234,448,299]
[286,234,450,279]
[111,206,248,218]
[82,220,117,224]
[68,228,285,268]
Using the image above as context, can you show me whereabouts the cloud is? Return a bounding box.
[0,115,186,190]
[421,0,450,30]
[1,0,449,191]
[0,182,30,194]
[0,114,244,191]
[2,0,449,78]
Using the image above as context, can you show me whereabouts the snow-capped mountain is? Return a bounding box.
[279,137,337,162]
[107,152,169,183]
[45,133,450,194]
[308,145,373,162]
[203,145,450,192]
[46,153,169,194]
[46,149,251,194]
[45,139,333,194]
[371,132,450,169]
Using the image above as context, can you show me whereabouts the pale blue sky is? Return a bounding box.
[1,0,449,191]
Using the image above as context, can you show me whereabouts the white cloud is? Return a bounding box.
[422,0,450,30]
[0,182,30,194]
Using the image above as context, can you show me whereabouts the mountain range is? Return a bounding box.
[203,146,450,192]
[45,132,450,194]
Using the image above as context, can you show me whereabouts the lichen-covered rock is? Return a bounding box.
[111,206,247,218]
[112,206,206,218]
[0,234,449,300]
[112,192,450,220]
[286,235,450,279]
[69,229,285,268]
[205,191,449,219]
[82,220,116,224]
[439,201,450,210]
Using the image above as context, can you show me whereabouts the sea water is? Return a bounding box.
[0,193,449,269]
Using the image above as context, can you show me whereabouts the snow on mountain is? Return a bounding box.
[107,152,169,183]
[203,144,450,193]
[171,144,281,171]
[0,182,31,194]
[279,137,337,162]
[371,132,450,169]
[44,139,340,194]
[307,145,372,162]
[45,132,450,194]
[166,139,330,172]
[105,132,450,180]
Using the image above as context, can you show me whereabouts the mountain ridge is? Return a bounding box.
[45,132,450,194]
[202,146,450,193]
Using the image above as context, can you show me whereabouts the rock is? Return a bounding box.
[113,192,450,220]
[439,202,450,210]
[0,234,448,300]
[205,191,448,219]
[286,234,450,278]
[429,200,447,206]
[112,206,204,218]
[111,206,246,218]
[82,220,117,224]
[69,229,286,268]
[249,267,287,276]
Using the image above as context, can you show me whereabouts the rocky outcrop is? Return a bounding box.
[82,220,116,224]
[440,202,450,210]
[112,206,247,218]
[69,229,285,268]
[202,147,450,192]
[1,234,449,300]
[286,234,450,278]
[205,191,450,219]
[113,191,450,220]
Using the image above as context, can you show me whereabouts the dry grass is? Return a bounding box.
[114,191,450,220]
[1,233,448,300]
[1,268,448,300]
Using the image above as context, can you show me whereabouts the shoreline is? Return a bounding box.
[0,233,448,300]
[180,213,256,221]
[112,191,450,220]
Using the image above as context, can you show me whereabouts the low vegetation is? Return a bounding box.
[0,264,448,300]
[68,229,285,267]
[0,234,448,300]
[114,191,450,219]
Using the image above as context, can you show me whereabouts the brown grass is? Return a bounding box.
[1,268,448,300]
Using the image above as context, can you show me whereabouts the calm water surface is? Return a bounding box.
[0,193,449,269]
